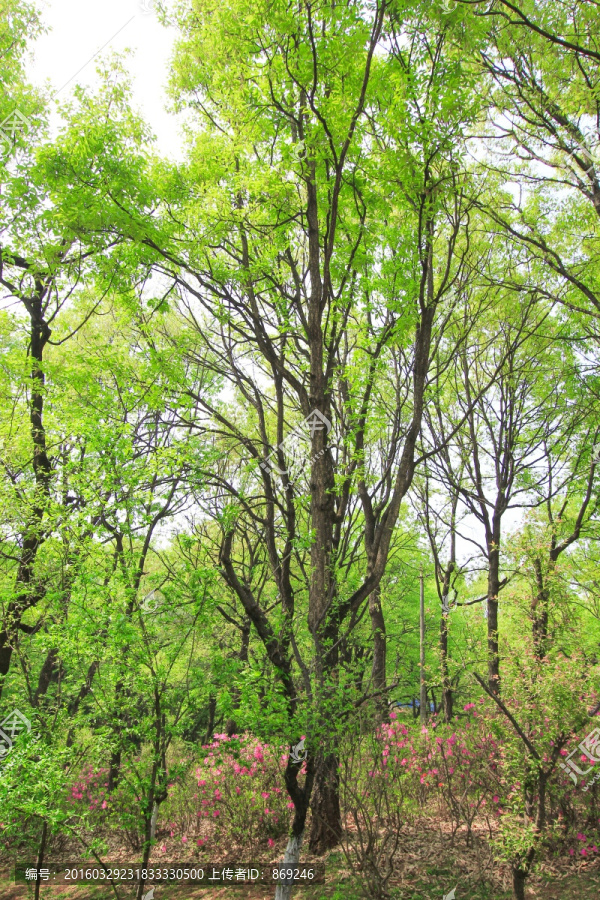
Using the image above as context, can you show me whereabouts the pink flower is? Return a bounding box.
[197,839,205,847]
[493,796,499,803]
[160,844,166,853]
[261,792,270,799]
[182,836,187,843]
[101,800,108,809]
[287,802,294,809]
[268,838,275,848]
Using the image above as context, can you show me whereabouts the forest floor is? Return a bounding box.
[2,818,597,899]
[1,867,599,900]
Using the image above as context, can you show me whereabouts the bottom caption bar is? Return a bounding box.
[14,863,325,885]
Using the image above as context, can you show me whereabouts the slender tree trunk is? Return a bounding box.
[0,301,52,701]
[150,802,159,841]
[136,711,167,900]
[225,617,251,736]
[531,558,549,660]
[33,648,61,705]
[440,611,453,722]
[34,820,48,900]
[487,524,501,695]
[274,832,305,900]
[419,570,427,725]
[204,696,217,744]
[369,585,387,720]
[275,754,316,900]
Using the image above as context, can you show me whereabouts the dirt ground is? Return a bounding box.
[3,818,599,900]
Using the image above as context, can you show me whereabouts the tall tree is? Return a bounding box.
[126,0,484,863]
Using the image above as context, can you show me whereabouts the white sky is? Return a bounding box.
[25,0,183,158]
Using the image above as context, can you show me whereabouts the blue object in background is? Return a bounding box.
[391,699,435,712]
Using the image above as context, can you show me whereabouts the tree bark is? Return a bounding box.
[204,696,217,743]
[369,585,387,721]
[308,751,342,854]
[0,289,52,701]
[512,868,526,900]
[34,820,48,900]
[487,520,502,695]
[531,557,549,660]
[274,832,305,900]
[440,612,453,722]
[419,570,427,725]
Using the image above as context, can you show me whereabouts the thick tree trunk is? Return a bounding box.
[512,868,526,900]
[308,751,342,854]
[108,747,121,792]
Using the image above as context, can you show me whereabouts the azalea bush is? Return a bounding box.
[158,732,293,853]
[56,681,600,900]
[67,761,154,851]
[338,717,410,900]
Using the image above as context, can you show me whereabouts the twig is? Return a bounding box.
[472,672,540,761]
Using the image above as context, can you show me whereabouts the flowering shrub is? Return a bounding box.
[66,763,149,850]
[159,733,293,852]
[62,684,600,889]
[362,705,503,834]
[338,719,409,900]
